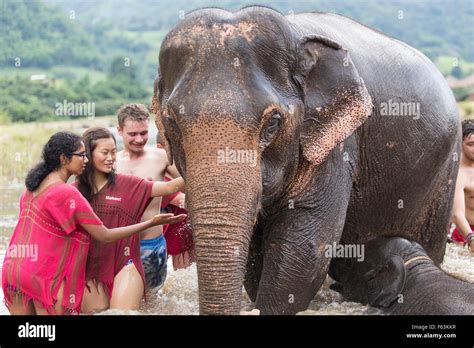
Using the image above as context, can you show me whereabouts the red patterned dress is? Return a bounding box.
[1,183,103,314]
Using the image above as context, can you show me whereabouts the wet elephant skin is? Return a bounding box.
[152,7,460,314]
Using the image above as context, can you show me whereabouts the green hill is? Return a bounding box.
[2,0,473,80]
[0,0,103,69]
[0,0,472,124]
[47,0,474,63]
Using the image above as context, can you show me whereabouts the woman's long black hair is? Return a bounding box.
[25,131,83,192]
[76,127,116,202]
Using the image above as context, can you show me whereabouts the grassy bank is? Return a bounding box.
[459,101,474,120]
[0,115,116,185]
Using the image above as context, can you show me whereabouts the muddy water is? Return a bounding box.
[1,232,471,315]
[0,181,473,315]
[97,242,471,315]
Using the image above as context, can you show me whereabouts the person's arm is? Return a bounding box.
[451,171,474,251]
[169,192,186,209]
[81,213,186,243]
[151,177,185,197]
[165,162,181,179]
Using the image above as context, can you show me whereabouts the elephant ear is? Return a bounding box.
[152,73,174,165]
[296,35,373,165]
[364,255,407,308]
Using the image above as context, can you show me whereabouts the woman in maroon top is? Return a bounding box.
[76,127,185,313]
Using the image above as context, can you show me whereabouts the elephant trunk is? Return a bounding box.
[184,140,260,315]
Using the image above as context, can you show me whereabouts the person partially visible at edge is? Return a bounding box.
[115,104,189,287]
[76,127,185,313]
[451,119,474,254]
[1,132,179,315]
[160,176,195,270]
[156,130,195,270]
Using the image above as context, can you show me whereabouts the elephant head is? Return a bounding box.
[152,7,373,314]
[329,237,411,307]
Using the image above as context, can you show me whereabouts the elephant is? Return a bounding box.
[329,237,474,315]
[152,6,460,314]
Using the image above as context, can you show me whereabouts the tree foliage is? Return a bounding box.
[0,0,103,69]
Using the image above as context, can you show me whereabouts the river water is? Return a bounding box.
[0,125,472,314]
[0,179,472,315]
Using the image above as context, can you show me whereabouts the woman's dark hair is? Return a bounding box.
[76,127,116,202]
[25,132,83,192]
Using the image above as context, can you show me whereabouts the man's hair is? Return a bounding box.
[117,103,150,128]
[462,119,474,140]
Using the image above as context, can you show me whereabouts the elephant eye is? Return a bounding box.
[264,113,282,140]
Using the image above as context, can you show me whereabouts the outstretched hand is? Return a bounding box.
[151,213,187,226]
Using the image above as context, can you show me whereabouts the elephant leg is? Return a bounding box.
[255,164,353,314]
[255,208,345,314]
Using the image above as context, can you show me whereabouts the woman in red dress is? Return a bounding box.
[76,127,185,313]
[1,132,183,315]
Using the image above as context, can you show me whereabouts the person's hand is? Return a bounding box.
[468,240,474,255]
[151,213,187,226]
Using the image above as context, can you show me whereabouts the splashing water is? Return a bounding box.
[0,242,472,315]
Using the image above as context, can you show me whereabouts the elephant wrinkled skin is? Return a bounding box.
[152,7,460,314]
[329,237,474,315]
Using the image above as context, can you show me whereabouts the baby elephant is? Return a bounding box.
[329,237,474,314]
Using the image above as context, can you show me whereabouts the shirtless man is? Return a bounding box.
[116,104,182,288]
[451,119,474,254]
